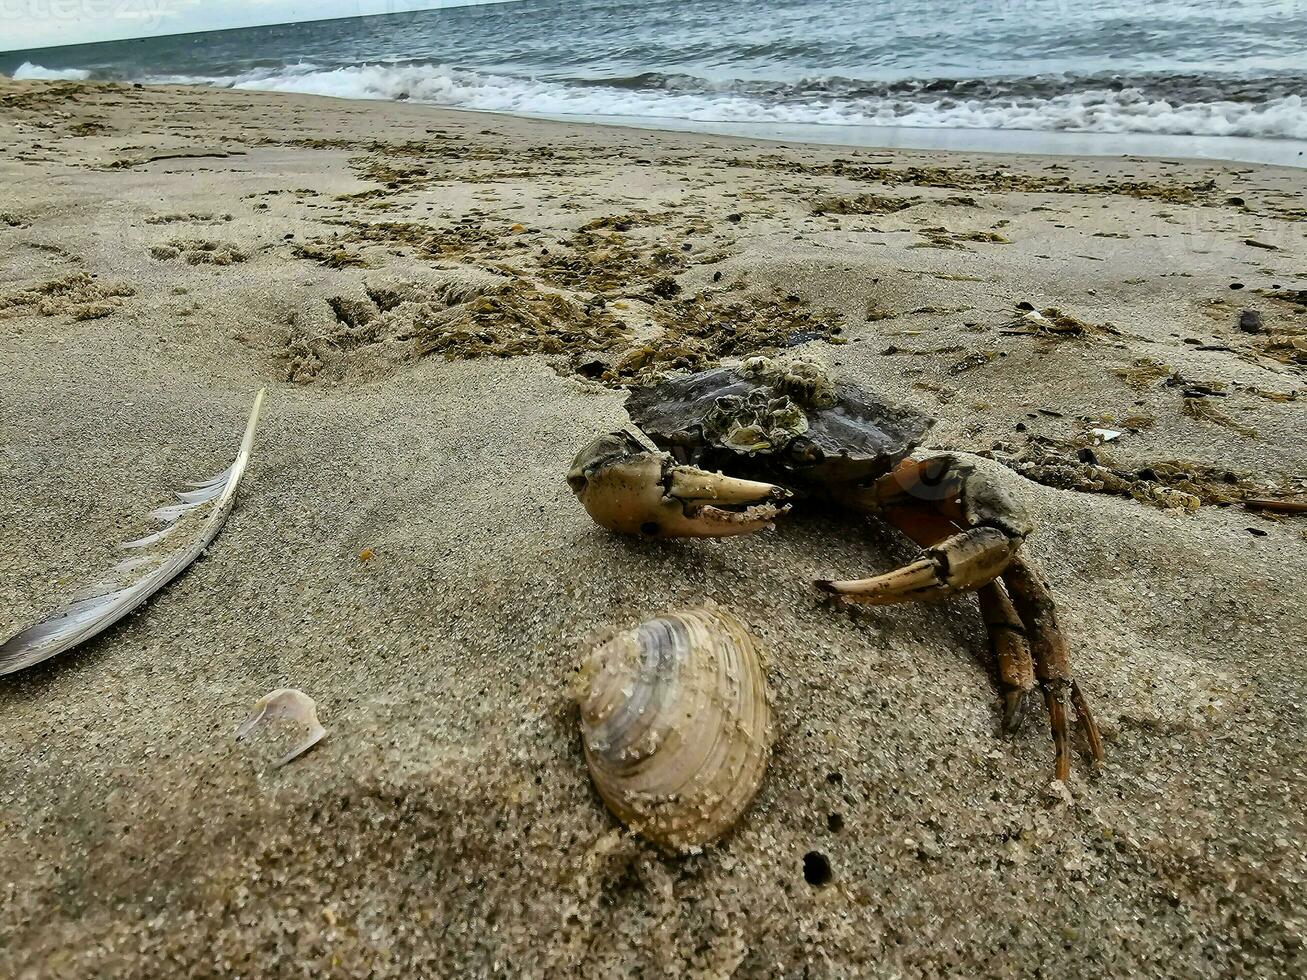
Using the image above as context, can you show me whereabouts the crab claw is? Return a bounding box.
[815,526,1021,604]
[567,432,790,538]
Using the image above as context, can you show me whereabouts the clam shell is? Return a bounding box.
[576,607,771,850]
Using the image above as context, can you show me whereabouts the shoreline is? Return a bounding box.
[517,108,1307,169]
[10,69,1307,168]
[1,79,1304,977]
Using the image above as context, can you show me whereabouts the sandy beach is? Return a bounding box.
[1,79,1304,977]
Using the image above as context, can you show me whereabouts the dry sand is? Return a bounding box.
[1,80,1304,977]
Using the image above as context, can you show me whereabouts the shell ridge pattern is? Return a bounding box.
[576,607,772,850]
[586,619,676,764]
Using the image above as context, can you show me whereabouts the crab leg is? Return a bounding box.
[817,455,1102,779]
[977,581,1037,734]
[1002,556,1105,780]
[833,502,1038,733]
[815,456,1031,603]
[816,526,1019,603]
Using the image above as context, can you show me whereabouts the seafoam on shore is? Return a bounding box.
[13,59,1307,142]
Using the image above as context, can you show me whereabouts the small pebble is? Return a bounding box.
[785,330,825,347]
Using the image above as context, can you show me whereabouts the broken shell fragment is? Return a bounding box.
[575,607,771,851]
[235,688,326,768]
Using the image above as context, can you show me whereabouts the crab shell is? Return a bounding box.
[625,356,933,486]
[575,607,771,851]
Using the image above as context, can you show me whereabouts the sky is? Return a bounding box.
[0,0,519,51]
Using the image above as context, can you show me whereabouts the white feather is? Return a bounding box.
[0,390,267,676]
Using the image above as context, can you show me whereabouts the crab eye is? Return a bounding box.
[566,470,588,495]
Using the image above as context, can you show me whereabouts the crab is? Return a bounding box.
[567,356,1104,780]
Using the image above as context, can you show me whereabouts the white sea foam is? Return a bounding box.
[13,62,92,81]
[11,59,1307,141]
[161,62,1307,141]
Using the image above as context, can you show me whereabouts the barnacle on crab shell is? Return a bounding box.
[738,355,838,409]
[703,389,810,454]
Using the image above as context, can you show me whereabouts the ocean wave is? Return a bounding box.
[197,62,1307,140]
[13,62,92,81]
[13,59,1307,140]
[581,69,1307,106]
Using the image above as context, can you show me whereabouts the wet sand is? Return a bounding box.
[1,80,1304,977]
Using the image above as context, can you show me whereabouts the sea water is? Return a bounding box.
[4,0,1306,165]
